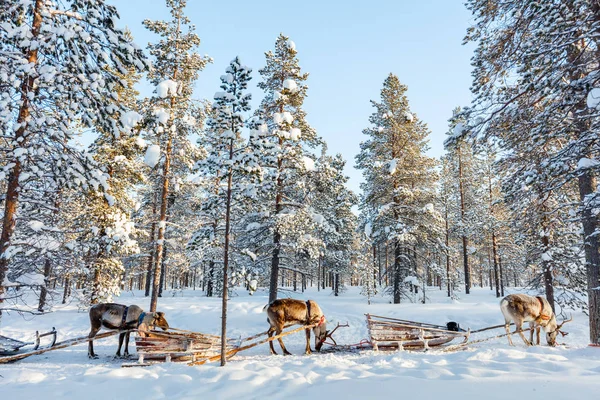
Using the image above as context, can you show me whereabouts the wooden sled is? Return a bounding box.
[0,328,57,356]
[126,322,324,367]
[366,314,470,351]
[132,328,239,365]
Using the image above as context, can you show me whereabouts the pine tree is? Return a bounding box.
[464,0,599,341]
[0,0,148,318]
[356,74,440,304]
[142,0,210,312]
[253,34,320,303]
[192,57,254,366]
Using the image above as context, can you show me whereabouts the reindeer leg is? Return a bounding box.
[124,331,131,357]
[277,328,292,356]
[88,323,101,359]
[516,323,531,346]
[536,326,541,345]
[529,322,535,345]
[305,328,312,355]
[505,321,514,346]
[268,327,277,355]
[116,332,125,357]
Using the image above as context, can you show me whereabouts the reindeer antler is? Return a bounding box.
[555,314,573,337]
[321,322,349,346]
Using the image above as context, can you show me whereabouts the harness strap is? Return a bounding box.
[121,306,129,329]
[536,297,551,321]
[137,311,146,328]
[306,300,312,325]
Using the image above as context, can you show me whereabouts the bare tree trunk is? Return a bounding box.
[145,192,158,297]
[0,0,43,319]
[393,241,401,304]
[578,170,600,344]
[220,139,234,367]
[457,145,471,294]
[498,253,505,296]
[62,275,71,304]
[38,258,52,312]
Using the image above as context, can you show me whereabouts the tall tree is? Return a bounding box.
[356,74,440,304]
[142,0,210,312]
[0,0,147,319]
[254,34,320,303]
[464,0,599,342]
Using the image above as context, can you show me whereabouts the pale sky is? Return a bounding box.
[112,0,475,195]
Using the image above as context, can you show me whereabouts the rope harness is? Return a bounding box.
[536,297,551,321]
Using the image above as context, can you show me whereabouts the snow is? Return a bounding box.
[1,287,598,399]
[120,111,142,132]
[286,39,296,51]
[303,156,316,171]
[153,108,170,124]
[453,122,465,137]
[135,136,147,148]
[364,222,372,237]
[144,144,161,168]
[403,275,420,286]
[404,111,414,122]
[586,88,600,109]
[283,79,298,92]
[577,157,599,170]
[28,220,45,232]
[388,159,397,174]
[157,79,178,98]
[290,128,301,140]
[282,111,293,123]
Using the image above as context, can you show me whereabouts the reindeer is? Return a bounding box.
[87,303,169,358]
[500,294,572,347]
[264,299,327,355]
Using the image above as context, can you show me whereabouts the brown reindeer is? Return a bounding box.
[500,294,572,346]
[88,303,169,358]
[264,299,327,355]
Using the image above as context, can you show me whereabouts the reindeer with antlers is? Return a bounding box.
[264,299,328,355]
[500,294,572,347]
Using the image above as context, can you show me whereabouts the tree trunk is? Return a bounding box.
[393,241,401,304]
[145,192,158,297]
[457,144,471,294]
[38,258,52,312]
[0,0,43,319]
[578,170,600,344]
[220,139,234,367]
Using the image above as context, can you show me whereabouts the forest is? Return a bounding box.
[0,0,599,350]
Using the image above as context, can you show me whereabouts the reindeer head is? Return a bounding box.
[546,314,572,346]
[150,311,170,331]
[313,316,327,351]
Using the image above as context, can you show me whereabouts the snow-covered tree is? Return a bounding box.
[252,34,321,302]
[463,0,599,342]
[142,0,210,311]
[356,74,441,304]
[0,0,148,318]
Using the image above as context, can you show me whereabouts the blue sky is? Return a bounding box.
[112,0,474,195]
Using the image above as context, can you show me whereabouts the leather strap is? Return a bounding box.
[306,300,312,324]
[121,306,129,328]
[536,297,551,320]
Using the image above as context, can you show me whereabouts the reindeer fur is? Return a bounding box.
[87,303,169,358]
[500,294,566,346]
[263,299,327,355]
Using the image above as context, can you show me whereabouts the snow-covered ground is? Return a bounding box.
[1,286,599,399]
